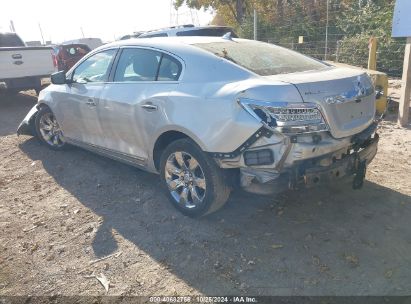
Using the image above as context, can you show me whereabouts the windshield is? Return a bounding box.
[0,33,25,47]
[193,40,327,76]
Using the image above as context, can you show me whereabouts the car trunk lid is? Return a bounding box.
[265,67,376,139]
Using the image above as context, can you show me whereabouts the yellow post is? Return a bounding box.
[368,37,377,71]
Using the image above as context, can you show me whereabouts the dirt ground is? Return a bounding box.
[0,84,410,297]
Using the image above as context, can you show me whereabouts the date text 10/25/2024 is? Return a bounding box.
[149,296,258,303]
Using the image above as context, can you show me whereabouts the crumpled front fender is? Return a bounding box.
[17,105,38,136]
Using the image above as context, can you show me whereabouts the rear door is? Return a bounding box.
[98,47,182,161]
[52,48,118,146]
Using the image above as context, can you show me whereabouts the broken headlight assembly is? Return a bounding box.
[238,98,329,134]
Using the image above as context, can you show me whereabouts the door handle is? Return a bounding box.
[141,103,158,111]
[86,98,97,106]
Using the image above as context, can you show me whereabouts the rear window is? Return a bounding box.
[177,28,238,38]
[141,33,168,38]
[193,40,327,76]
[63,45,90,57]
[0,33,25,47]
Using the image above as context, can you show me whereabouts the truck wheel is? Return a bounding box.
[35,107,67,150]
[160,138,231,217]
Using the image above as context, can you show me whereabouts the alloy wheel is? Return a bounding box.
[165,151,206,209]
[38,112,65,148]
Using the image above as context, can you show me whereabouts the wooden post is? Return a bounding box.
[368,37,377,71]
[336,40,341,62]
[398,37,411,127]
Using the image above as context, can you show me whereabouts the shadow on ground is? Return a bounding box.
[0,92,37,137]
[18,136,411,296]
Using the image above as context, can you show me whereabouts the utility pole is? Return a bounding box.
[170,0,173,26]
[324,0,329,60]
[38,23,45,45]
[253,9,258,40]
[9,20,16,32]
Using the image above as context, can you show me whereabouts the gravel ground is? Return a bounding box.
[0,88,410,297]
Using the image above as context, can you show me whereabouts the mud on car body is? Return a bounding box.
[18,36,379,217]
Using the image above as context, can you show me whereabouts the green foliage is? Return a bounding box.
[336,0,404,76]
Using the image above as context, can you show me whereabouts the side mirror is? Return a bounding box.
[51,71,67,85]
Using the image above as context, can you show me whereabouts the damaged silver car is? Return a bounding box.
[18,36,379,217]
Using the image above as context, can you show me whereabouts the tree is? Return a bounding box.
[174,0,247,24]
[336,0,404,76]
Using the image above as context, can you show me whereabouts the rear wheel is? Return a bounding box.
[35,106,67,150]
[160,138,231,217]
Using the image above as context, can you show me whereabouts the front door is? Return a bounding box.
[53,49,118,147]
[98,47,182,161]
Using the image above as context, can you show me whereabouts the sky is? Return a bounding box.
[0,0,215,43]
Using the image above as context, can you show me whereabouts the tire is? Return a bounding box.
[159,138,231,217]
[35,106,67,150]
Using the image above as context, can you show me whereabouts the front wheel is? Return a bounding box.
[35,106,67,150]
[160,139,231,217]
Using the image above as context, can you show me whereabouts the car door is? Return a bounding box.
[53,48,118,147]
[98,47,182,162]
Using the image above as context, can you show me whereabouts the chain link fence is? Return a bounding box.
[237,3,406,78]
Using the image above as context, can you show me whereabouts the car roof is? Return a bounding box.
[95,36,252,62]
[138,25,233,37]
[103,36,243,50]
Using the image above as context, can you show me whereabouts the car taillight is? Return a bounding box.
[52,53,58,70]
[238,98,329,134]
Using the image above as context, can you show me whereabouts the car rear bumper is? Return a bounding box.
[302,133,378,188]
[0,75,50,91]
[240,131,379,195]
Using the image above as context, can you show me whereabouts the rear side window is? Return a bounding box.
[0,33,25,47]
[114,48,182,82]
[64,45,90,58]
[158,54,182,81]
[114,48,161,82]
[141,33,168,38]
[177,28,238,38]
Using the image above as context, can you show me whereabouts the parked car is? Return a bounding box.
[17,37,379,217]
[119,32,144,40]
[0,32,56,94]
[62,38,103,50]
[52,44,91,73]
[138,25,238,38]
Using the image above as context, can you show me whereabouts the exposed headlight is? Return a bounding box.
[238,98,328,134]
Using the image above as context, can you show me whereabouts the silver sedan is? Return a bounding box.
[18,36,379,217]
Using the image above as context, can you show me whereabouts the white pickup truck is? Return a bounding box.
[0,32,56,94]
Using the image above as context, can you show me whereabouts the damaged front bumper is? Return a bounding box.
[17,104,38,136]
